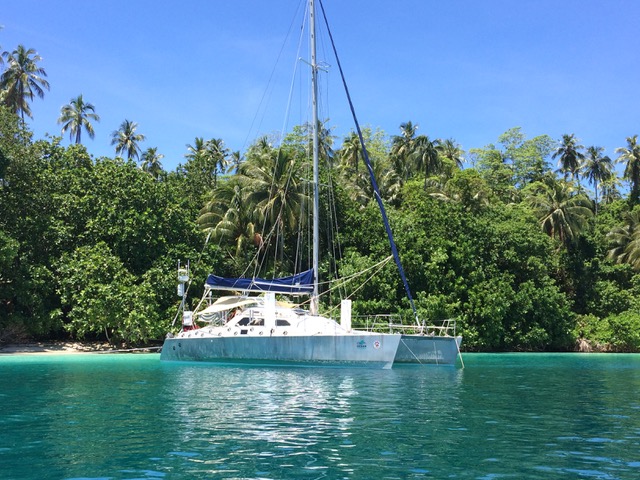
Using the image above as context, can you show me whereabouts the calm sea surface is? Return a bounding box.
[0,353,639,479]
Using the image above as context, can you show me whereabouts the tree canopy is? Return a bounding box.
[1,35,639,352]
[1,107,639,352]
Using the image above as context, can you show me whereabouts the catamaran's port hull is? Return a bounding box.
[394,335,462,365]
[160,334,401,369]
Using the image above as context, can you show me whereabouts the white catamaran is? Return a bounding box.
[161,0,462,368]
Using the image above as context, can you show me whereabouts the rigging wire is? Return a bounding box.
[197,1,404,319]
[283,254,393,312]
[317,0,420,325]
[325,162,346,300]
[323,255,394,316]
[279,0,308,144]
[293,134,312,276]
[241,0,307,152]
[197,1,309,289]
[250,0,314,282]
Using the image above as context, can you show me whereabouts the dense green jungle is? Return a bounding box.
[1,46,640,352]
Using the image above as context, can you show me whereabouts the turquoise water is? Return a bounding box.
[0,354,639,479]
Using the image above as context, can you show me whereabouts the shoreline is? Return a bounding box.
[0,340,631,355]
[0,341,161,355]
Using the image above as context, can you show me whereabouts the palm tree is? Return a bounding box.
[205,138,229,188]
[339,131,362,173]
[57,94,100,144]
[553,134,585,183]
[600,176,623,205]
[346,156,401,208]
[241,148,309,264]
[582,146,613,214]
[527,176,594,246]
[413,135,440,188]
[242,136,273,170]
[111,119,145,160]
[256,135,272,152]
[198,177,261,260]
[286,121,335,166]
[615,135,640,205]
[183,137,230,192]
[428,170,492,211]
[316,121,335,166]
[390,121,418,180]
[184,137,229,188]
[437,138,465,170]
[607,210,640,270]
[185,137,206,162]
[0,45,50,121]
[140,147,164,180]
[229,150,243,174]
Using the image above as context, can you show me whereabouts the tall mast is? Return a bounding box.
[310,0,320,315]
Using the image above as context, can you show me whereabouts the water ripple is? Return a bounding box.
[0,354,639,479]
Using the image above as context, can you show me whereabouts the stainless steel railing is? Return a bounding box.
[352,315,457,337]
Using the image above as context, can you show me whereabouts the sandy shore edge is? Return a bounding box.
[0,342,160,355]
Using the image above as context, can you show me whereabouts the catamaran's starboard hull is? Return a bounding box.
[160,334,401,369]
[394,335,462,365]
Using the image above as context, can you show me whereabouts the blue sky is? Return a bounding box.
[2,0,639,173]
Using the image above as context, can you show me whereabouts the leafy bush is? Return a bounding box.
[56,243,163,345]
[605,311,640,352]
[576,312,640,352]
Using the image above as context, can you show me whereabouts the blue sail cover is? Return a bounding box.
[205,269,314,295]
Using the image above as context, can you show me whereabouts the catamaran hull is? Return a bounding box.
[394,335,462,365]
[161,334,401,369]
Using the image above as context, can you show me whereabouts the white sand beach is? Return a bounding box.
[0,342,131,355]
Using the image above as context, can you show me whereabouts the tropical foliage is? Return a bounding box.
[582,146,613,214]
[2,100,640,352]
[0,45,50,121]
[554,133,585,183]
[57,94,100,144]
[111,119,146,160]
[1,37,639,352]
[140,147,165,180]
[607,209,640,271]
[525,175,593,246]
[615,135,640,205]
